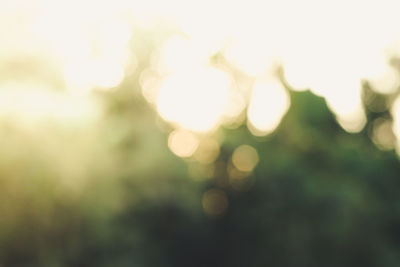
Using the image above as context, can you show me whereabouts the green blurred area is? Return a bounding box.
[1,28,400,266]
[1,85,400,267]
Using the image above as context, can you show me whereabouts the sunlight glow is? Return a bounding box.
[168,129,199,158]
[3,0,400,137]
[32,2,132,93]
[247,79,290,136]
[224,34,277,77]
[232,145,259,173]
[157,67,231,132]
[193,138,220,164]
[372,118,396,150]
[324,82,367,133]
[0,83,98,126]
[158,35,209,73]
[392,97,400,155]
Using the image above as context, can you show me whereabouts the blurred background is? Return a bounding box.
[2,0,400,266]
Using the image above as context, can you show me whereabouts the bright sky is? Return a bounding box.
[2,0,400,155]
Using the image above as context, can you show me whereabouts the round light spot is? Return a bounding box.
[372,118,396,150]
[156,67,231,132]
[168,129,199,158]
[232,145,259,172]
[247,79,290,136]
[194,138,220,164]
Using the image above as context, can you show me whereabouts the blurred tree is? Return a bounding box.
[2,89,394,267]
[1,38,400,267]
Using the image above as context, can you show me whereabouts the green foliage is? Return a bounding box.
[1,85,400,267]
